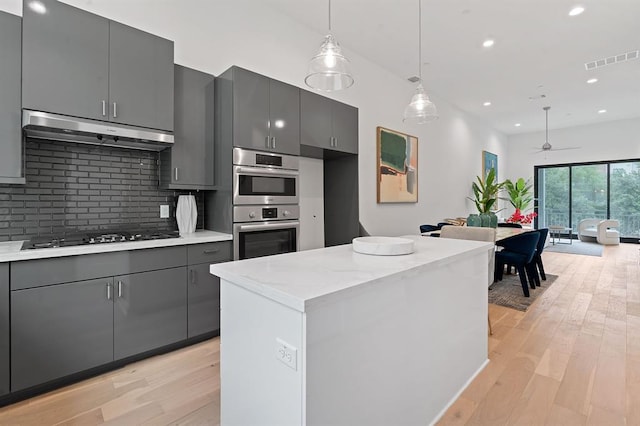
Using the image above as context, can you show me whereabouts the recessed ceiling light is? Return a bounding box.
[587,78,598,84]
[482,39,495,48]
[598,109,607,114]
[514,123,521,127]
[28,0,47,14]
[569,6,585,16]
[483,101,491,106]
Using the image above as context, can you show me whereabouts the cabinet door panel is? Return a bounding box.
[269,80,300,155]
[164,65,215,188]
[332,101,359,154]
[22,0,109,121]
[188,263,220,337]
[114,267,187,360]
[233,68,270,151]
[11,278,114,391]
[300,90,333,150]
[0,12,23,184]
[0,264,8,396]
[109,21,174,131]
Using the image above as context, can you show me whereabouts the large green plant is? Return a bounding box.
[468,168,503,213]
[502,177,534,210]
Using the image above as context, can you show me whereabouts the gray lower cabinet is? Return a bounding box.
[0,264,8,396]
[0,11,25,184]
[219,66,300,155]
[160,65,215,189]
[114,267,187,360]
[300,89,358,154]
[186,241,232,337]
[11,278,114,391]
[22,0,174,132]
[187,263,220,337]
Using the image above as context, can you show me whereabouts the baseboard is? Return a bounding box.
[428,358,490,426]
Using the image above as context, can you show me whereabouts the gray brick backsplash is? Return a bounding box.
[0,140,206,241]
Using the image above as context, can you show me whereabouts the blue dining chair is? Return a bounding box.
[495,231,540,297]
[530,228,549,287]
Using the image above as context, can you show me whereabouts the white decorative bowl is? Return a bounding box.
[352,236,415,256]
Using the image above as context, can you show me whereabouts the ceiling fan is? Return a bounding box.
[534,106,580,153]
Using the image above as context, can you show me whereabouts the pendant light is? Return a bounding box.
[304,0,354,91]
[403,0,438,123]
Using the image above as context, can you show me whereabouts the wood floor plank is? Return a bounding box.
[507,373,560,425]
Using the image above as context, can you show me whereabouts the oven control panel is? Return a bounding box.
[234,205,300,223]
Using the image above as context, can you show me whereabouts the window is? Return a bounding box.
[535,159,640,241]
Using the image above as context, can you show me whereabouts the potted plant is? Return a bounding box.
[468,168,502,227]
[502,177,537,225]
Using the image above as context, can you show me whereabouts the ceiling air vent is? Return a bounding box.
[584,50,639,70]
[407,76,420,83]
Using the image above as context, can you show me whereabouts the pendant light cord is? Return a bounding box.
[418,0,422,82]
[328,0,332,32]
[545,107,549,142]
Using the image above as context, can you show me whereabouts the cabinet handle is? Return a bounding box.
[174,167,179,181]
[189,269,195,285]
[117,280,123,298]
[265,136,270,149]
[106,283,111,300]
[203,249,219,254]
[271,137,276,149]
[113,102,118,118]
[101,100,106,117]
[334,137,338,147]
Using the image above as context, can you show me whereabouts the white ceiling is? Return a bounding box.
[265,0,640,135]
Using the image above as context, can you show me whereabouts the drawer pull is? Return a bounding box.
[189,269,195,284]
[117,280,123,298]
[203,249,220,254]
[106,283,111,300]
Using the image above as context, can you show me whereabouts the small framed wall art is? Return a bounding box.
[376,126,418,203]
[482,150,498,181]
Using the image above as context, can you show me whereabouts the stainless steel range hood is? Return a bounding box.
[22,110,174,151]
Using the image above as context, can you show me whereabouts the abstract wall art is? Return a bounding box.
[377,126,418,203]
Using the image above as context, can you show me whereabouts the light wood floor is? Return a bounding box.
[0,243,637,425]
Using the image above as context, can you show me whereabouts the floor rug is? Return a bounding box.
[544,240,603,257]
[489,274,558,311]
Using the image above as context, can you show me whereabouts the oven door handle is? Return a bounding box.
[235,166,299,177]
[237,221,300,232]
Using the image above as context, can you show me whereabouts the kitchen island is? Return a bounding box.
[210,235,494,426]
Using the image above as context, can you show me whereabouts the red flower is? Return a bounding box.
[507,208,538,225]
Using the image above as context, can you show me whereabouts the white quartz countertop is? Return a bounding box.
[0,230,233,263]
[210,235,493,312]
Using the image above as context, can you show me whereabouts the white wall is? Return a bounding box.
[506,117,640,182]
[2,0,508,237]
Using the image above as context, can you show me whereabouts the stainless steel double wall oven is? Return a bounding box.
[232,148,299,260]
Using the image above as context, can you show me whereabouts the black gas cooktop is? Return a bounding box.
[22,230,181,250]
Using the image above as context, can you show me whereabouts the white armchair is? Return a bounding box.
[578,219,620,245]
[597,220,620,245]
[578,219,599,241]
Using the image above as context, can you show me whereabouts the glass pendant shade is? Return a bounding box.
[305,34,354,91]
[403,83,438,123]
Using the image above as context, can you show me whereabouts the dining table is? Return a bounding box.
[422,226,534,242]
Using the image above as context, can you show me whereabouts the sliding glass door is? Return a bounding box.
[571,164,607,233]
[535,159,640,241]
[537,167,569,229]
[610,162,640,238]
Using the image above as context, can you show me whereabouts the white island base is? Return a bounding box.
[211,236,492,425]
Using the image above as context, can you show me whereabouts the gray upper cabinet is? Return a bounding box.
[22,0,174,131]
[0,11,24,184]
[108,21,174,131]
[22,0,109,121]
[300,90,358,154]
[11,278,114,391]
[225,67,300,155]
[160,65,215,189]
[114,267,187,360]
